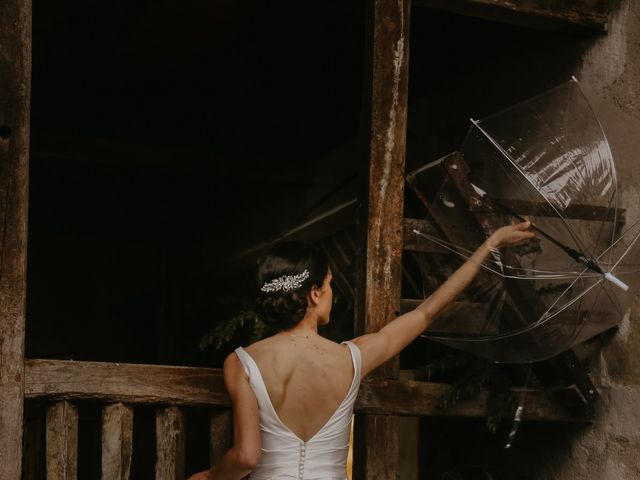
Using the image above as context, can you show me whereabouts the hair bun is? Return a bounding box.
[255,291,308,329]
[254,242,329,331]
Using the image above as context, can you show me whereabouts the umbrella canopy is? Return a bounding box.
[409,79,640,363]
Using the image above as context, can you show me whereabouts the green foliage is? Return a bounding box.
[198,310,270,351]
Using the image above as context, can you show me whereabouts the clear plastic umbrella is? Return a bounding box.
[409,78,640,363]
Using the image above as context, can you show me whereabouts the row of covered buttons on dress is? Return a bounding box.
[298,442,306,479]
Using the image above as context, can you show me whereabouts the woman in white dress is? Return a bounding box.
[188,221,534,480]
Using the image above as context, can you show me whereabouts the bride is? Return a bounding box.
[188,221,533,480]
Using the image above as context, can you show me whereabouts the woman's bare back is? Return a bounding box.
[244,334,355,442]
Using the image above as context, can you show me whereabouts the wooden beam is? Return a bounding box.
[46,401,78,480]
[24,359,587,420]
[102,403,134,480]
[413,0,609,31]
[469,197,624,224]
[156,406,186,480]
[25,359,230,406]
[0,0,31,476]
[355,0,412,477]
[356,379,590,422]
[209,410,233,465]
[442,152,625,223]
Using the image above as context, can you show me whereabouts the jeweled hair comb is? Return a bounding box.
[260,269,310,293]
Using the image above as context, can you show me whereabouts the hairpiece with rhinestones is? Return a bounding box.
[260,269,310,293]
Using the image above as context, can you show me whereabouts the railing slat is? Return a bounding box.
[155,406,186,480]
[209,409,233,465]
[46,401,78,480]
[23,410,45,480]
[101,403,134,480]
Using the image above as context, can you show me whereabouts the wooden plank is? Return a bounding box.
[155,406,186,480]
[46,401,78,480]
[355,0,411,477]
[0,0,31,476]
[209,410,233,466]
[413,0,609,31]
[469,197,624,224]
[355,379,590,422]
[408,152,625,226]
[25,359,230,406]
[102,403,134,480]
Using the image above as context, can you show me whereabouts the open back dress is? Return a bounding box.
[234,341,361,480]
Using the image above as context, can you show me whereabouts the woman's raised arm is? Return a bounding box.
[352,221,534,377]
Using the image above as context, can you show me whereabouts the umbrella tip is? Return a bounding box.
[604,272,629,291]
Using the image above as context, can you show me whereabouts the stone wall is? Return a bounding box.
[405,1,640,478]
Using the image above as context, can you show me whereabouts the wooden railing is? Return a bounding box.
[21,358,588,480]
[23,359,233,480]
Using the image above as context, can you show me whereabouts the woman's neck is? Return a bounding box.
[285,315,319,336]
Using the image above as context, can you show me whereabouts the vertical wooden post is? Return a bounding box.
[0,0,31,477]
[46,401,79,480]
[209,409,233,466]
[354,0,411,478]
[155,406,186,480]
[102,403,134,480]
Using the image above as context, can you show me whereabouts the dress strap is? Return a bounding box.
[234,346,253,379]
[341,341,362,386]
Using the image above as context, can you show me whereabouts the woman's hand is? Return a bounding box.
[487,220,535,249]
[187,470,213,480]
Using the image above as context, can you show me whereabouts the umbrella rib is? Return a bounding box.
[534,273,603,328]
[594,215,640,270]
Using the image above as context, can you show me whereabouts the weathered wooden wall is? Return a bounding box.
[0,0,31,478]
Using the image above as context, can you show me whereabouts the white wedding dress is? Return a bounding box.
[234,341,361,480]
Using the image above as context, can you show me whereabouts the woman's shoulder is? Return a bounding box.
[242,335,279,355]
[242,334,348,361]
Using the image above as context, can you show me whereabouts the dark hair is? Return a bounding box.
[255,242,329,331]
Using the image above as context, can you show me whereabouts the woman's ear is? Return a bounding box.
[308,285,321,306]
